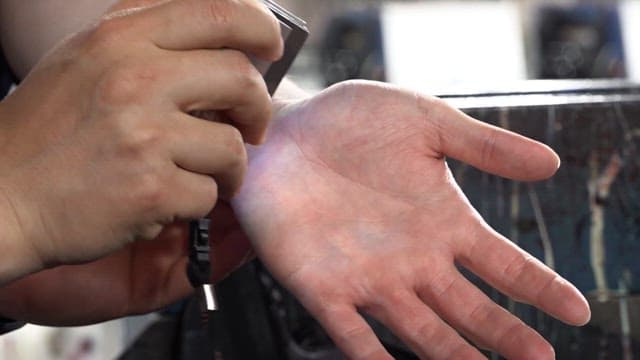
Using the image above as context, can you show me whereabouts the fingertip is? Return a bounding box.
[570,292,592,326]
[535,142,561,179]
[267,36,285,63]
[251,37,284,63]
[256,0,285,62]
[564,286,592,326]
[554,280,591,326]
[504,139,560,181]
[240,126,267,146]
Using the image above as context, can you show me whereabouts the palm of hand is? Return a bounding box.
[234,81,589,360]
[241,82,471,295]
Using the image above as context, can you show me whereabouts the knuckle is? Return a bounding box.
[501,253,536,288]
[217,125,247,195]
[496,321,528,352]
[118,123,164,158]
[426,270,458,299]
[228,52,264,92]
[447,343,481,360]
[417,323,467,359]
[97,65,159,107]
[135,224,164,242]
[536,274,563,304]
[191,177,219,218]
[133,170,167,213]
[382,286,411,307]
[204,178,220,208]
[200,0,236,29]
[466,303,494,326]
[339,324,369,341]
[502,253,532,279]
[228,160,248,195]
[225,126,248,162]
[84,17,130,53]
[261,7,283,58]
[480,127,499,166]
[415,319,440,344]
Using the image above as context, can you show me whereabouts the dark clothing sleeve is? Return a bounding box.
[0,49,16,98]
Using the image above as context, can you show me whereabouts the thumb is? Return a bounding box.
[427,97,560,181]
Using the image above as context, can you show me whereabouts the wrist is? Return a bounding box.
[0,178,45,285]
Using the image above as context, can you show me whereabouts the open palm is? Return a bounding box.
[233,81,590,360]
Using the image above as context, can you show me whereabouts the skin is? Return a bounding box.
[234,82,590,359]
[0,1,591,359]
[0,0,280,303]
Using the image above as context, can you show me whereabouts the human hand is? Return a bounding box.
[0,0,281,283]
[232,80,590,359]
[0,202,254,326]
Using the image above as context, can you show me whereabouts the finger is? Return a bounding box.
[365,289,485,360]
[417,268,555,359]
[424,96,560,181]
[458,224,591,326]
[124,0,283,60]
[163,166,219,219]
[169,113,247,199]
[162,50,272,144]
[308,304,392,360]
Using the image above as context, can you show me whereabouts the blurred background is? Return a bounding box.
[279,0,639,93]
[2,0,640,359]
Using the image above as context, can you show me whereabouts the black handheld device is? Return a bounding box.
[256,0,309,95]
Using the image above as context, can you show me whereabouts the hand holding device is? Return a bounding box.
[188,0,308,316]
[0,0,282,283]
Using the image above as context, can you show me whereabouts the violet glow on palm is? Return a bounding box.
[232,81,591,360]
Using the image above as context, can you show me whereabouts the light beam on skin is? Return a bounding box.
[588,152,622,301]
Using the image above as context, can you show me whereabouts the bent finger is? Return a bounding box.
[161,50,272,144]
[169,114,247,199]
[161,167,219,220]
[127,0,283,60]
